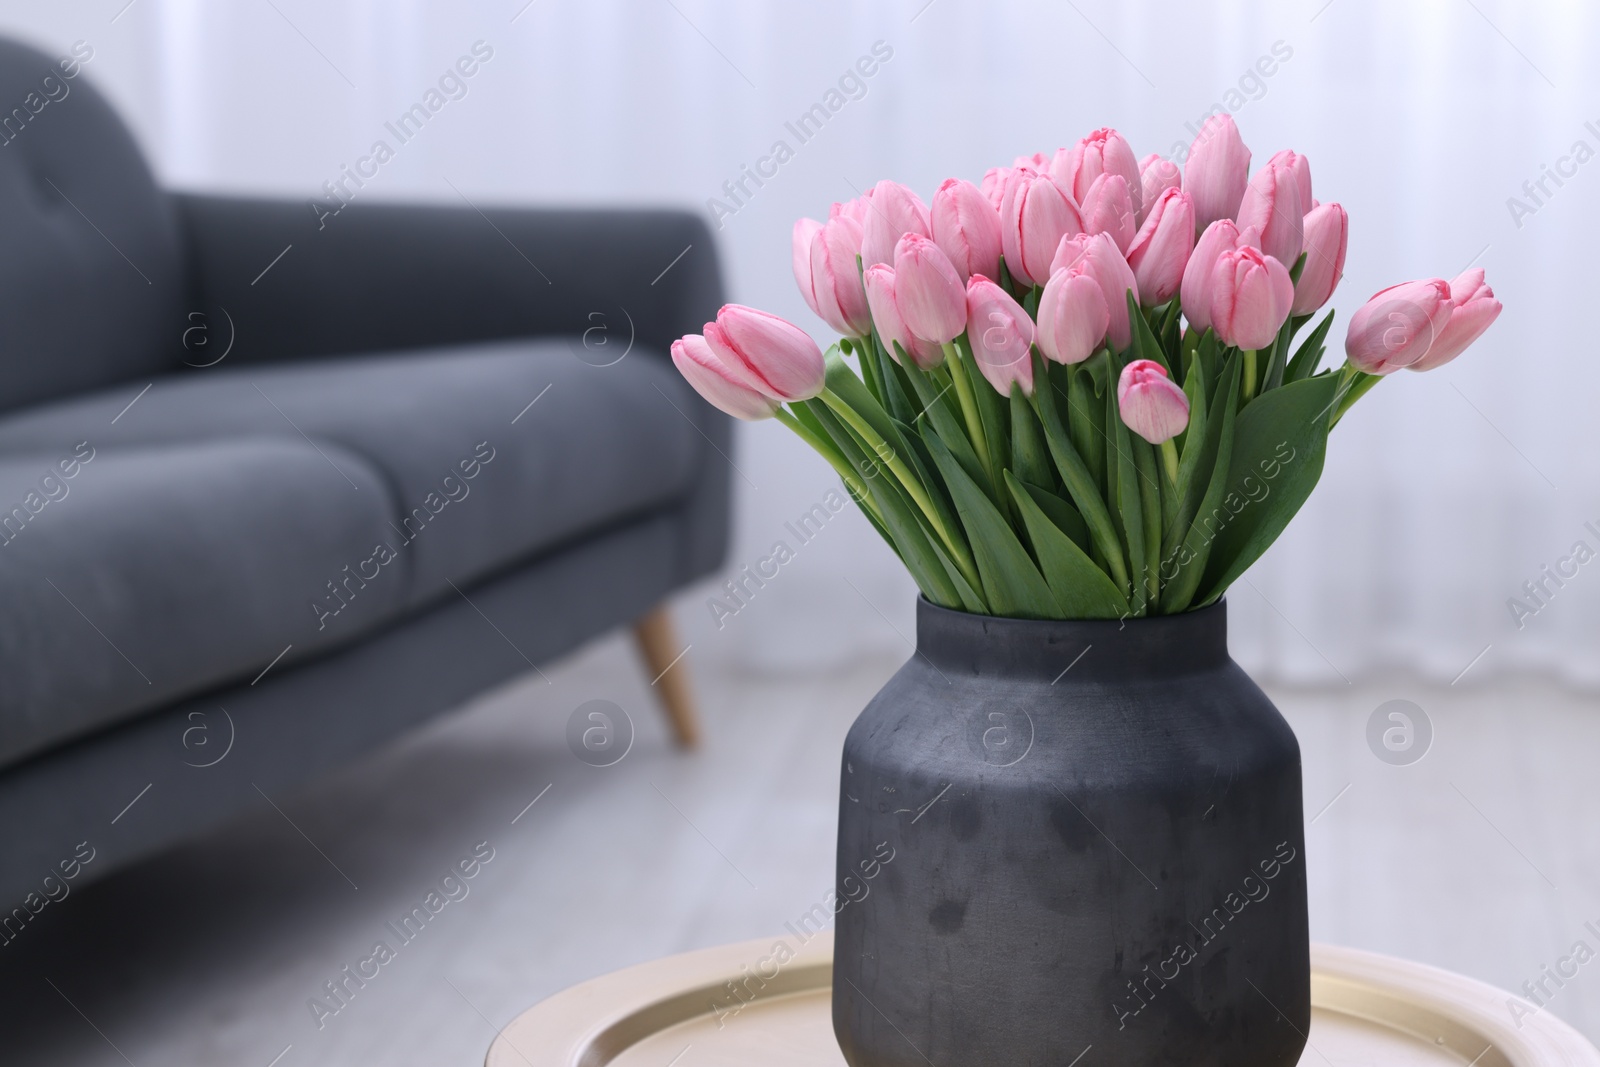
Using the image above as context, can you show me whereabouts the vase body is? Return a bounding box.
[833,599,1309,1067]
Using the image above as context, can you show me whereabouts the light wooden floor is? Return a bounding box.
[1,627,1596,1066]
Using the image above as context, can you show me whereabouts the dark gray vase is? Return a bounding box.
[833,598,1309,1067]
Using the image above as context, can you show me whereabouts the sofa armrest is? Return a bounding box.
[171,193,724,365]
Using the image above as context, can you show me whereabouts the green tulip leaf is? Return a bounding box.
[1009,382,1053,489]
[1158,355,1241,613]
[809,401,965,610]
[1105,351,1147,614]
[924,427,1061,619]
[1018,478,1089,552]
[1032,351,1129,593]
[1285,310,1336,384]
[1006,471,1129,618]
[1127,290,1171,376]
[1195,370,1345,603]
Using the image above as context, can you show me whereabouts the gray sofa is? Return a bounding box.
[0,37,729,911]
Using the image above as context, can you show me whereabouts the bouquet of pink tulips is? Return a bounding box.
[672,116,1502,619]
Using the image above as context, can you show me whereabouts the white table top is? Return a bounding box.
[487,932,1600,1067]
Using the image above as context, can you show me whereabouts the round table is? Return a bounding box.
[487,932,1600,1067]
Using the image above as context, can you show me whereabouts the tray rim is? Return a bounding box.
[488,933,1600,1067]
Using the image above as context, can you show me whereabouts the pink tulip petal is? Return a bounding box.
[965,275,1036,396]
[1185,114,1252,234]
[714,304,826,400]
[673,335,779,420]
[894,233,968,344]
[1117,359,1190,444]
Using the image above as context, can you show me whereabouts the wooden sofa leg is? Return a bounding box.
[631,605,700,748]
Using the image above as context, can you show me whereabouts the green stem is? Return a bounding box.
[1160,438,1179,487]
[1029,378,1132,597]
[1330,364,1383,427]
[819,388,969,573]
[1241,348,1258,402]
[774,406,879,521]
[942,341,991,474]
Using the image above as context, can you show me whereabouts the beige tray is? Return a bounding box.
[488,932,1600,1067]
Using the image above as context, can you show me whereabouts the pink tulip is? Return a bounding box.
[864,264,943,370]
[672,334,779,421]
[1080,173,1138,254]
[1126,188,1195,307]
[1236,156,1305,268]
[931,177,1003,282]
[1291,202,1348,316]
[830,196,871,225]
[1209,247,1294,351]
[1344,278,1455,374]
[1037,269,1110,366]
[807,216,872,336]
[1051,232,1139,351]
[893,233,967,344]
[1137,154,1182,226]
[981,167,1017,211]
[1184,114,1251,234]
[860,179,932,269]
[1117,359,1190,444]
[707,304,826,400]
[1268,149,1313,215]
[792,217,824,318]
[965,274,1036,396]
[1180,219,1259,332]
[1013,151,1051,174]
[1001,171,1085,287]
[1405,269,1502,372]
[1051,128,1143,221]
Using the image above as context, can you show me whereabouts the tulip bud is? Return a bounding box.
[1080,173,1138,254]
[1209,247,1295,351]
[1137,153,1182,226]
[1405,269,1502,372]
[807,217,872,337]
[1013,151,1051,174]
[1118,359,1190,444]
[1343,278,1455,374]
[830,196,871,225]
[1051,128,1143,221]
[1180,219,1258,332]
[792,217,824,318]
[671,334,780,421]
[708,304,826,400]
[864,264,943,370]
[893,233,967,345]
[981,167,1018,211]
[931,177,1003,282]
[1126,188,1195,307]
[1037,269,1110,366]
[1291,202,1348,316]
[860,179,932,269]
[965,274,1036,396]
[1001,171,1085,288]
[1184,114,1251,234]
[1267,149,1313,215]
[1236,157,1305,268]
[1051,232,1139,351]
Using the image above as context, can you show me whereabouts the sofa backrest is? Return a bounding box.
[0,37,183,413]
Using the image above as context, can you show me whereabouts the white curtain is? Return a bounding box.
[3,0,1595,686]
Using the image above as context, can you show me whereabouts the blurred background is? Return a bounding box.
[2,0,1591,680]
[0,1,1596,1064]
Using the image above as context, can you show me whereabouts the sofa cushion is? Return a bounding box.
[0,339,703,617]
[0,438,402,769]
[0,38,184,413]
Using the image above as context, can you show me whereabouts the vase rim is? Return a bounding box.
[913,596,1232,681]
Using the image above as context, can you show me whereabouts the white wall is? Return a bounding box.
[2,0,1596,685]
